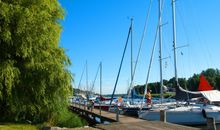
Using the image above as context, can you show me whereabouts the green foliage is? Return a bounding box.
[148,82,159,94]
[134,68,220,95]
[202,68,218,89]
[51,109,86,128]
[134,85,145,95]
[0,0,83,127]
[187,74,199,91]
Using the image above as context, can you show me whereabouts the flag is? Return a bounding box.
[198,74,213,91]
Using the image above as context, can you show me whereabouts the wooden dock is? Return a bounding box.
[70,103,201,130]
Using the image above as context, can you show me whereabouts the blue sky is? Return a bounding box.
[59,0,220,94]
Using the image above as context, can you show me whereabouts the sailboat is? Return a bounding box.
[88,62,116,111]
[139,74,220,125]
[138,0,220,125]
[94,96,115,111]
[115,0,175,116]
[108,13,156,115]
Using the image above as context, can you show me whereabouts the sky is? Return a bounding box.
[59,0,220,94]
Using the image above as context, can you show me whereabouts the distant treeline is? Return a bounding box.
[134,68,220,95]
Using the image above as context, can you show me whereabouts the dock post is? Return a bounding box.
[116,107,119,122]
[160,110,166,122]
[100,117,103,123]
[84,101,86,110]
[78,100,80,108]
[207,117,216,130]
[93,115,96,122]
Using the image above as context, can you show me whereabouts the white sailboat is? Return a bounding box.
[139,104,220,125]
[139,78,220,125]
[138,0,220,125]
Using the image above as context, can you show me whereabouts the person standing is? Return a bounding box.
[118,97,123,108]
[146,88,152,107]
[91,100,94,111]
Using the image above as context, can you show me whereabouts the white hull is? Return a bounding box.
[139,105,220,125]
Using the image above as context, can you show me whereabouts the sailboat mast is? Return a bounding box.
[110,23,132,105]
[130,18,134,104]
[86,60,89,97]
[172,0,178,82]
[130,18,133,89]
[171,0,202,98]
[159,0,164,104]
[99,62,102,116]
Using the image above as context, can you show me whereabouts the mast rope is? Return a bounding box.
[77,62,87,94]
[90,64,100,94]
[127,0,153,101]
[140,0,165,110]
[110,24,132,105]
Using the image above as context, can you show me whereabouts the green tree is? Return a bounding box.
[215,75,220,90]
[0,0,78,125]
[134,68,220,99]
[187,74,199,91]
[178,78,187,89]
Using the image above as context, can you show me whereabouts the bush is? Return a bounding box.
[48,108,87,128]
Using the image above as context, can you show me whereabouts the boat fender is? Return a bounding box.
[202,109,207,118]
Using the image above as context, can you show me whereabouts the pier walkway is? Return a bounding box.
[70,103,200,130]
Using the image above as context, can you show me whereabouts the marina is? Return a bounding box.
[1,0,220,129]
[69,0,220,129]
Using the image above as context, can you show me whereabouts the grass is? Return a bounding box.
[0,123,38,130]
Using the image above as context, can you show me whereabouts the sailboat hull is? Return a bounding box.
[122,107,151,117]
[94,104,112,111]
[139,109,220,125]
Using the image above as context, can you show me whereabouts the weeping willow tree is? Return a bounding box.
[0,0,74,123]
